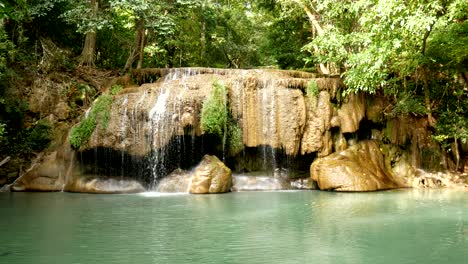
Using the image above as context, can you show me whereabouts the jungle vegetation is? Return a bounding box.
[0,0,466,168]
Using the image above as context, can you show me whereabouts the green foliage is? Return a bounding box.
[200,81,228,138]
[434,89,468,148]
[201,80,244,156]
[0,26,16,79]
[392,94,427,116]
[296,0,465,94]
[0,92,49,156]
[61,0,112,34]
[259,4,309,68]
[0,122,6,143]
[110,84,123,95]
[306,80,319,97]
[427,21,468,74]
[227,120,243,156]
[27,119,52,151]
[69,94,112,149]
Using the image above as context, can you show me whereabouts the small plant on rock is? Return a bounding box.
[69,94,112,149]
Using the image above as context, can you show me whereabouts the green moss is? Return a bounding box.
[111,84,123,95]
[201,80,244,156]
[69,94,113,149]
[200,81,228,138]
[227,120,243,156]
[27,119,52,151]
[306,80,319,98]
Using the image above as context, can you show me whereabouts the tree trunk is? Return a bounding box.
[200,12,207,65]
[79,0,98,66]
[136,26,146,69]
[123,19,145,73]
[294,1,330,74]
[421,21,436,127]
[422,68,435,127]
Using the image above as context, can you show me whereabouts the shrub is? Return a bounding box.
[306,80,319,98]
[111,84,123,95]
[201,80,244,156]
[69,94,113,149]
[0,122,6,143]
[27,119,52,151]
[392,94,427,116]
[200,81,228,138]
[227,120,243,156]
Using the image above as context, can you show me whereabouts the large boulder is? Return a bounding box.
[189,155,232,194]
[310,140,400,191]
[11,151,70,192]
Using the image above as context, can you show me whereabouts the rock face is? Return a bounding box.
[337,93,366,133]
[82,69,345,157]
[11,151,70,192]
[301,91,334,156]
[310,140,400,191]
[189,155,232,194]
[9,149,145,194]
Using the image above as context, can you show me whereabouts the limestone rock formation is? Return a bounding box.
[81,69,342,157]
[337,93,366,133]
[86,73,213,156]
[11,151,70,192]
[301,91,333,156]
[310,140,400,191]
[228,73,307,156]
[9,149,145,194]
[190,155,232,194]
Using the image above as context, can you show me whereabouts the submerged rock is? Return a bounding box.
[190,155,232,194]
[310,140,400,191]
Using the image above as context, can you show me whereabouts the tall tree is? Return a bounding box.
[111,0,178,72]
[62,0,112,66]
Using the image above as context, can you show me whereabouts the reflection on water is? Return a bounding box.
[0,190,467,264]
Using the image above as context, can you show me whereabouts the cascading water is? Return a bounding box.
[78,68,321,189]
[119,95,129,177]
[145,68,208,188]
[259,77,278,174]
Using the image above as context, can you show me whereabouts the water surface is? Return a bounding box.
[1,190,467,264]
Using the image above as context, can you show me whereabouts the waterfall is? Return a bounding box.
[259,77,278,174]
[119,95,129,178]
[79,68,319,188]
